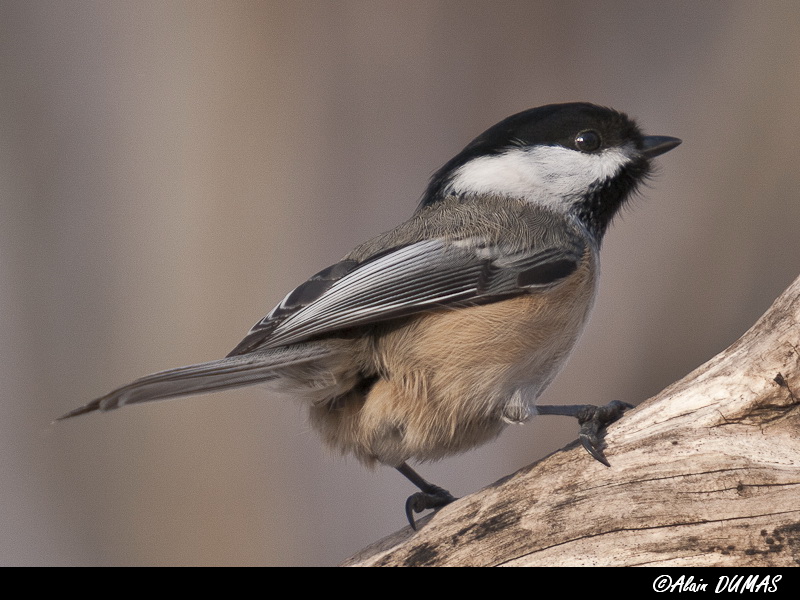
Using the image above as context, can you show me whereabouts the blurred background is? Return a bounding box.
[2,0,799,566]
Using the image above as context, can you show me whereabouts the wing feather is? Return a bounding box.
[229,234,585,355]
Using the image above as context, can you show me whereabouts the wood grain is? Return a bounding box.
[344,275,800,566]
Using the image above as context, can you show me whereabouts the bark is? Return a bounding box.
[343,275,800,567]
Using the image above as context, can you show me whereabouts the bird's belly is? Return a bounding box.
[343,266,597,465]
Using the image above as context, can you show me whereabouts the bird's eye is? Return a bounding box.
[575,130,602,152]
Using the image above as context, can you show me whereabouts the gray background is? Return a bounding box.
[2,1,799,566]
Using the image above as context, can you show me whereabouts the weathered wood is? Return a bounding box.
[344,275,800,566]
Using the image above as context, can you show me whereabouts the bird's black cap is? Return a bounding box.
[419,103,678,211]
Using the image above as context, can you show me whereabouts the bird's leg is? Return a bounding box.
[396,462,457,531]
[535,400,633,467]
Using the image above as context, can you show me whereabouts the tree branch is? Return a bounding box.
[344,275,800,566]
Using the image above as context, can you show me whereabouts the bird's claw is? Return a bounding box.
[576,400,633,467]
[404,486,457,531]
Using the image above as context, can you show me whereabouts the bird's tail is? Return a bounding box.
[57,344,330,420]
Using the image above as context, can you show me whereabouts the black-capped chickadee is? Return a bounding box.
[60,103,680,529]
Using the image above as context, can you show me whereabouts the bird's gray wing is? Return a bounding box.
[228,235,585,355]
[63,219,585,418]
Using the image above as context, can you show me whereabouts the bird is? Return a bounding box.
[59,102,680,529]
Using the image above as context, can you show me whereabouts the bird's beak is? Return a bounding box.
[640,136,682,158]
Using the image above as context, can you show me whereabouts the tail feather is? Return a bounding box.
[57,344,329,420]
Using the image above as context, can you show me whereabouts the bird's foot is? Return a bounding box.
[404,485,457,531]
[536,400,634,466]
[575,400,633,466]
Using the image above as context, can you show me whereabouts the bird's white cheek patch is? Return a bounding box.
[447,145,632,211]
